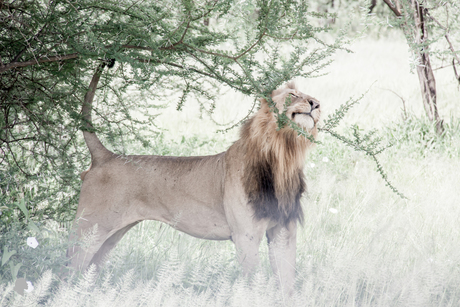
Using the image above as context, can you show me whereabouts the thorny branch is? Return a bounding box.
[0,53,79,73]
[425,10,460,85]
[383,0,402,17]
[1,31,266,73]
[319,126,406,199]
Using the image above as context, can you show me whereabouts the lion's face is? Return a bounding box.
[272,87,321,131]
[285,91,321,131]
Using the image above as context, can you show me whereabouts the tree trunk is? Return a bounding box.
[411,0,444,135]
[383,0,444,135]
[368,0,377,13]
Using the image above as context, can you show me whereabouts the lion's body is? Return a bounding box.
[67,68,320,295]
[78,153,230,240]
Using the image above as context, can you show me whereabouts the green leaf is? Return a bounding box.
[1,247,16,266]
[16,198,29,220]
[9,262,22,280]
[28,221,40,234]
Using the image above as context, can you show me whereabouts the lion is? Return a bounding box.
[67,64,321,295]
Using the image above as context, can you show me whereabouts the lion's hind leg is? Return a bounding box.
[87,221,139,267]
[67,215,139,272]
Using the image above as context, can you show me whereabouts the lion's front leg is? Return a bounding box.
[231,228,266,275]
[266,221,297,296]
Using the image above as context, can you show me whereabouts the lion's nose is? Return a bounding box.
[309,100,320,110]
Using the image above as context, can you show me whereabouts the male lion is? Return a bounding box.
[67,64,321,295]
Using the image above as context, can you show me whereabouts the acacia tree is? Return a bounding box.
[0,0,342,228]
[376,0,460,135]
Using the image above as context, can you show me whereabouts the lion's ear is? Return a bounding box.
[270,83,297,98]
[260,97,284,111]
[285,81,297,90]
[270,88,282,98]
[271,88,296,107]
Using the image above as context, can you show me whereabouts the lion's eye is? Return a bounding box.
[290,93,299,98]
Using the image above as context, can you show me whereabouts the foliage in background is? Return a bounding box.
[371,0,460,134]
[318,93,406,199]
[312,0,460,135]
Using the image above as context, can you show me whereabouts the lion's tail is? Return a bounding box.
[81,64,112,164]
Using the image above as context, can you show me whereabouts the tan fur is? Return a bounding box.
[67,73,320,295]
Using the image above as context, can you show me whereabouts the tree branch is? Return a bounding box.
[453,59,460,85]
[383,0,402,17]
[425,11,460,67]
[1,27,266,74]
[161,20,191,50]
[369,0,377,14]
[136,58,215,79]
[182,32,266,61]
[0,53,79,73]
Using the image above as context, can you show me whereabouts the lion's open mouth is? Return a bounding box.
[292,112,313,120]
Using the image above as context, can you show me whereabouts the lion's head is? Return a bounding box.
[271,82,321,132]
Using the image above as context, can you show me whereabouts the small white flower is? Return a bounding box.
[329,208,338,214]
[309,162,315,168]
[27,237,39,249]
[25,281,34,293]
[322,157,329,163]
